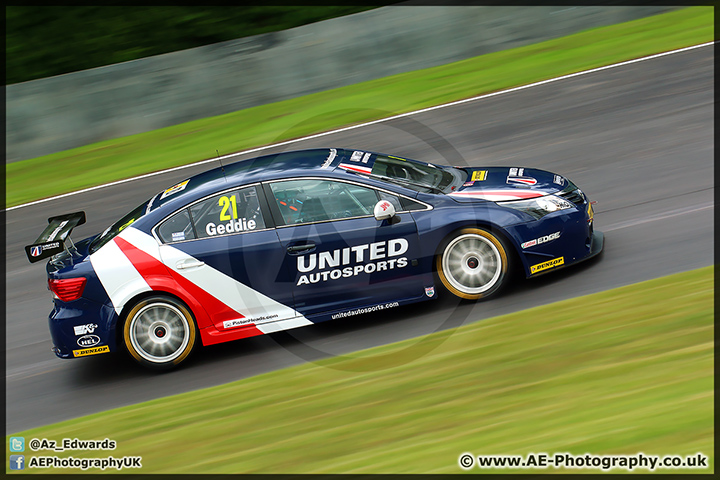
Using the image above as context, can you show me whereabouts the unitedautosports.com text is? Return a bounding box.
[331,302,400,320]
[458,452,709,472]
[26,455,142,471]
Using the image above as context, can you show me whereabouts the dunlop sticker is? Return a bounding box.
[530,257,565,274]
[72,345,110,357]
[471,170,488,181]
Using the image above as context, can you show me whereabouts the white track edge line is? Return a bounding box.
[7,41,714,212]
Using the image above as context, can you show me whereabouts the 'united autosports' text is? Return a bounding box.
[296,238,408,286]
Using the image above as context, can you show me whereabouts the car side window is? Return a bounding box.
[157,208,196,243]
[400,196,427,211]
[378,192,402,212]
[269,179,380,225]
[189,186,266,239]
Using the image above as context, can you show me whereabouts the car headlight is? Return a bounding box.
[498,195,575,220]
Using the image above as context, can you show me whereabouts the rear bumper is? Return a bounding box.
[48,299,118,359]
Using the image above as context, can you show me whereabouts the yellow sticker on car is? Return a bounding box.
[587,202,594,222]
[72,345,110,357]
[117,218,135,232]
[471,170,488,181]
[530,257,565,274]
[160,180,190,200]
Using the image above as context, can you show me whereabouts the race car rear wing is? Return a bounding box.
[25,211,86,263]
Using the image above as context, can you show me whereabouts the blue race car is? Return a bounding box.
[26,148,603,369]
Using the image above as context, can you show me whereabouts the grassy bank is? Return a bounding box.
[6,6,714,207]
[7,265,713,473]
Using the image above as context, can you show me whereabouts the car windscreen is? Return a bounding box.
[89,199,150,253]
[371,155,463,193]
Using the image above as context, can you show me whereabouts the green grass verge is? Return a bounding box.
[7,266,713,474]
[6,7,713,208]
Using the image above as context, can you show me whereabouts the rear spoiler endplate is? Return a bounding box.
[25,211,86,263]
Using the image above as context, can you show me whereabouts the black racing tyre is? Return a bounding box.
[436,227,510,300]
[123,295,198,370]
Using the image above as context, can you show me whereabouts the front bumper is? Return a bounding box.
[528,229,604,277]
[504,199,598,277]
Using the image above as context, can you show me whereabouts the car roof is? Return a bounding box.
[150,148,346,212]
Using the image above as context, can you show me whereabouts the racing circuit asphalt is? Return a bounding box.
[5,45,713,433]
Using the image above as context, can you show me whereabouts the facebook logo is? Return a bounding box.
[9,455,25,470]
[9,436,25,452]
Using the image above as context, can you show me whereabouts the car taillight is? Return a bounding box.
[48,277,87,302]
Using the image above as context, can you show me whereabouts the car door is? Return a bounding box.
[155,184,300,332]
[265,178,426,318]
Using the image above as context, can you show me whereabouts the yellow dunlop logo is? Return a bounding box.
[471,170,488,181]
[530,257,565,274]
[73,345,110,357]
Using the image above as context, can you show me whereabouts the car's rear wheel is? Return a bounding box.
[123,295,197,370]
[436,227,510,300]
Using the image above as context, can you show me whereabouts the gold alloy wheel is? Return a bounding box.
[436,227,509,300]
[123,296,197,369]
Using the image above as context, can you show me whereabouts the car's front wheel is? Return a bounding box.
[436,227,510,300]
[123,295,197,370]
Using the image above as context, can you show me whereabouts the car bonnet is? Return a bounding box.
[449,167,568,201]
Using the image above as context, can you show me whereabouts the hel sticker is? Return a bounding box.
[471,170,488,181]
[521,231,560,249]
[553,175,565,186]
[30,246,42,257]
[171,232,185,242]
[509,167,525,177]
[530,257,565,274]
[74,323,98,336]
[72,345,110,357]
[425,286,435,297]
[463,182,475,187]
[506,176,537,186]
[321,148,337,169]
[160,180,189,200]
[77,334,101,347]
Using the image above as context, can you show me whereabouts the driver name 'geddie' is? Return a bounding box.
[205,218,256,236]
[296,238,408,286]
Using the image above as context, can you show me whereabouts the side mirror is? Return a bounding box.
[373,200,396,221]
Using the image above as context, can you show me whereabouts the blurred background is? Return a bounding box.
[6,5,678,162]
